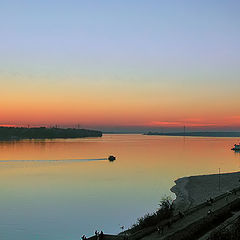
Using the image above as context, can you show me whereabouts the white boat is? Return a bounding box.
[232,144,240,151]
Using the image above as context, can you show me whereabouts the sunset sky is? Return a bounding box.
[1,1,240,132]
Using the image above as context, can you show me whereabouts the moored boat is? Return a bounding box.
[232,144,240,151]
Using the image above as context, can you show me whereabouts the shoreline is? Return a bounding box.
[170,177,191,211]
[145,131,240,137]
[171,171,240,211]
[88,171,240,239]
[0,126,102,140]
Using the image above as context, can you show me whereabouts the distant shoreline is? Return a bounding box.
[0,126,102,140]
[144,131,240,137]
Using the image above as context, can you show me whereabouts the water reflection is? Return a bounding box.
[0,134,240,240]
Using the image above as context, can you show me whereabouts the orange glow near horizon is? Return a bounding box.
[1,74,240,130]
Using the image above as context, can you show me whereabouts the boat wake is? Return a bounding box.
[0,158,108,163]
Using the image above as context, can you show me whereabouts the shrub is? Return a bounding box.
[130,196,174,232]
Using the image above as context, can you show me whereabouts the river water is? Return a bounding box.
[0,134,239,239]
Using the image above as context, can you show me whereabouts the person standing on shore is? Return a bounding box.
[95,230,99,238]
[99,230,104,240]
[95,230,99,240]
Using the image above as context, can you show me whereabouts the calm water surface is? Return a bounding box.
[0,134,240,240]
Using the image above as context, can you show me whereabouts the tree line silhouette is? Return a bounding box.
[0,126,102,140]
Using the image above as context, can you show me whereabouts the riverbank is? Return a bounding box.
[171,171,240,211]
[85,171,240,239]
[0,126,102,139]
[145,132,240,137]
[139,172,240,239]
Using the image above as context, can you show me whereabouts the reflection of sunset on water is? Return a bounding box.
[0,135,240,239]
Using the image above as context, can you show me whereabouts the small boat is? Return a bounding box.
[108,155,116,161]
[232,144,240,151]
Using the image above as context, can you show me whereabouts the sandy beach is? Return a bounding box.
[171,171,240,210]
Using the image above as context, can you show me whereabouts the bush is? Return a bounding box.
[130,196,174,232]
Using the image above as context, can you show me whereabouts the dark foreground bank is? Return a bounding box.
[0,126,102,140]
[85,172,240,240]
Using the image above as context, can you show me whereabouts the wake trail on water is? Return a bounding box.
[0,158,108,163]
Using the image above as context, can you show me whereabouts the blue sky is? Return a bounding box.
[1,1,240,131]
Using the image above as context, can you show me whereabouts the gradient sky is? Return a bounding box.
[1,1,240,131]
